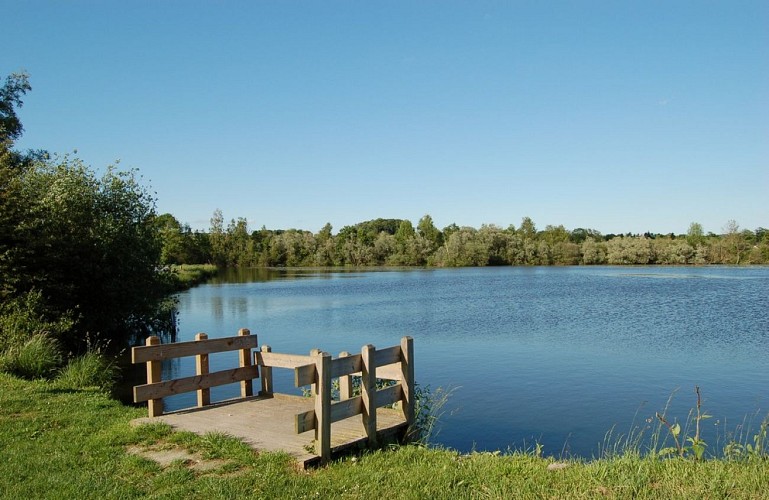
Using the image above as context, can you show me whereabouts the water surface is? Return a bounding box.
[165,266,769,457]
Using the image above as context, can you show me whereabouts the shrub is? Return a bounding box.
[0,290,75,353]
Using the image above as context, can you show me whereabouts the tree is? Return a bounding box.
[417,214,443,250]
[686,222,705,248]
[395,220,416,246]
[209,209,226,265]
[519,217,537,240]
[155,213,185,264]
[0,72,31,147]
[1,73,170,353]
[2,157,169,352]
[723,220,747,264]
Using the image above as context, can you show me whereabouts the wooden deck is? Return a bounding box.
[131,393,408,468]
[131,332,415,467]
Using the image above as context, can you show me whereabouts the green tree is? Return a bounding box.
[3,157,168,352]
[0,72,31,146]
[395,220,416,246]
[209,209,226,265]
[686,222,705,248]
[1,73,169,352]
[417,214,443,250]
[519,217,537,241]
[723,220,747,265]
[155,213,185,264]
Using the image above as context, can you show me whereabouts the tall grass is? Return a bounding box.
[56,351,119,391]
[0,334,63,379]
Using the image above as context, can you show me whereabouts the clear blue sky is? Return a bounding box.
[5,1,768,235]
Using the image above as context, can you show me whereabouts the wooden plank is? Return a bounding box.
[134,366,259,402]
[361,344,377,446]
[256,351,315,369]
[400,336,415,429]
[376,363,403,381]
[376,384,403,408]
[195,333,210,407]
[338,351,353,400]
[295,409,315,433]
[132,335,258,363]
[330,395,363,423]
[294,363,317,387]
[375,345,401,367]
[238,329,254,398]
[259,345,273,395]
[145,336,163,417]
[314,352,332,463]
[330,353,362,378]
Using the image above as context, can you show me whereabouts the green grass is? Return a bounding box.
[56,351,119,391]
[1,372,767,499]
[168,264,218,291]
[0,334,62,379]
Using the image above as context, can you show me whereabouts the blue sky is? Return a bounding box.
[5,1,768,235]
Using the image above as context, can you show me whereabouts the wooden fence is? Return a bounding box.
[132,330,414,463]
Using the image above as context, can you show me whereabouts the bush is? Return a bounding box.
[0,290,74,353]
[56,351,119,391]
[0,334,62,379]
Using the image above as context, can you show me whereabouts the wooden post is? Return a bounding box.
[338,351,352,401]
[314,350,332,463]
[195,333,210,407]
[238,328,254,398]
[309,348,321,396]
[400,336,415,432]
[259,345,273,396]
[361,344,377,446]
[145,336,163,417]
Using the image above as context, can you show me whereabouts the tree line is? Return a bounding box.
[157,212,769,268]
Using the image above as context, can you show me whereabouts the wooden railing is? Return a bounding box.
[132,328,257,417]
[257,337,415,462]
[132,331,414,463]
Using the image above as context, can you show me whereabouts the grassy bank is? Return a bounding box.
[1,374,767,499]
[167,264,219,291]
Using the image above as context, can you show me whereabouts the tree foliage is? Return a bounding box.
[1,157,169,351]
[0,72,31,146]
[1,72,169,354]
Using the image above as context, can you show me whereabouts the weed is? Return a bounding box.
[656,386,711,459]
[409,384,455,445]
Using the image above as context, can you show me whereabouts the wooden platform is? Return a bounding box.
[131,393,408,468]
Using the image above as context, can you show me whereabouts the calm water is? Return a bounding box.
[164,266,769,458]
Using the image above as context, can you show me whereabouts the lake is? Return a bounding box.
[163,266,769,458]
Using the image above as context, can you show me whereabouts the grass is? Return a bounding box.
[168,264,218,291]
[0,334,62,378]
[1,373,768,499]
[56,350,119,391]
